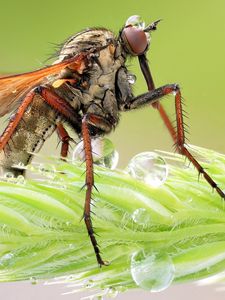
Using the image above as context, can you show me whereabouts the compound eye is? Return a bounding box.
[122,15,149,56]
[122,27,148,56]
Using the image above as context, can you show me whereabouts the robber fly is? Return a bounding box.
[0,15,224,266]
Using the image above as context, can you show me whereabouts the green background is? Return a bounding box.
[0,0,225,166]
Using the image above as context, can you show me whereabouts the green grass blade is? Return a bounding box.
[0,145,224,295]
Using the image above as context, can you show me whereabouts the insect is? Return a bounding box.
[0,15,224,266]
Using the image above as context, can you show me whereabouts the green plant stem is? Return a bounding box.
[0,145,224,294]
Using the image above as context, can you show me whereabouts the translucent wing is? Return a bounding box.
[0,53,86,116]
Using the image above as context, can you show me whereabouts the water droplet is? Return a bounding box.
[68,243,75,250]
[187,198,193,203]
[73,138,119,170]
[30,276,37,285]
[125,15,145,29]
[127,152,168,187]
[15,162,25,169]
[127,73,136,85]
[130,250,175,292]
[66,275,75,281]
[107,287,119,298]
[4,172,14,179]
[38,163,56,179]
[16,175,25,185]
[132,208,150,226]
[86,279,95,288]
[0,252,14,266]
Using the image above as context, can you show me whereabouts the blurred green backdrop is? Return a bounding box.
[0,0,225,166]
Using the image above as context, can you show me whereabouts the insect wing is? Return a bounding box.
[0,53,86,116]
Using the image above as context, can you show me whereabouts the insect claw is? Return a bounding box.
[98,260,110,267]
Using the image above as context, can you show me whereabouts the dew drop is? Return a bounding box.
[73,138,119,170]
[86,279,95,288]
[130,250,175,292]
[0,252,14,266]
[107,287,119,298]
[127,73,136,85]
[132,208,150,226]
[125,15,145,29]
[38,164,45,172]
[2,224,7,230]
[187,198,193,203]
[4,172,14,179]
[38,163,56,179]
[66,275,75,281]
[16,175,25,185]
[127,152,168,187]
[15,162,25,169]
[30,276,37,285]
[68,243,75,250]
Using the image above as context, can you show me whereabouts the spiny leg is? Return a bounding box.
[56,123,74,159]
[138,54,224,199]
[82,114,112,266]
[173,88,225,199]
[124,84,225,199]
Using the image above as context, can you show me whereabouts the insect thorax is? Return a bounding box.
[53,29,132,128]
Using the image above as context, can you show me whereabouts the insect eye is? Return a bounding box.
[121,15,150,56]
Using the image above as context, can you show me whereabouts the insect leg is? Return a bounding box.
[125,84,225,200]
[82,114,112,266]
[56,123,75,159]
[36,86,81,132]
[138,54,177,142]
[0,90,36,151]
[124,84,179,109]
[0,86,81,153]
[174,88,225,199]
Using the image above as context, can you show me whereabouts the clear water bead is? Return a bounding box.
[125,15,145,29]
[107,287,119,298]
[30,276,37,285]
[0,252,14,266]
[16,175,25,185]
[127,152,168,187]
[132,208,150,226]
[4,172,14,179]
[86,279,95,288]
[127,73,136,84]
[131,250,175,292]
[73,138,119,170]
